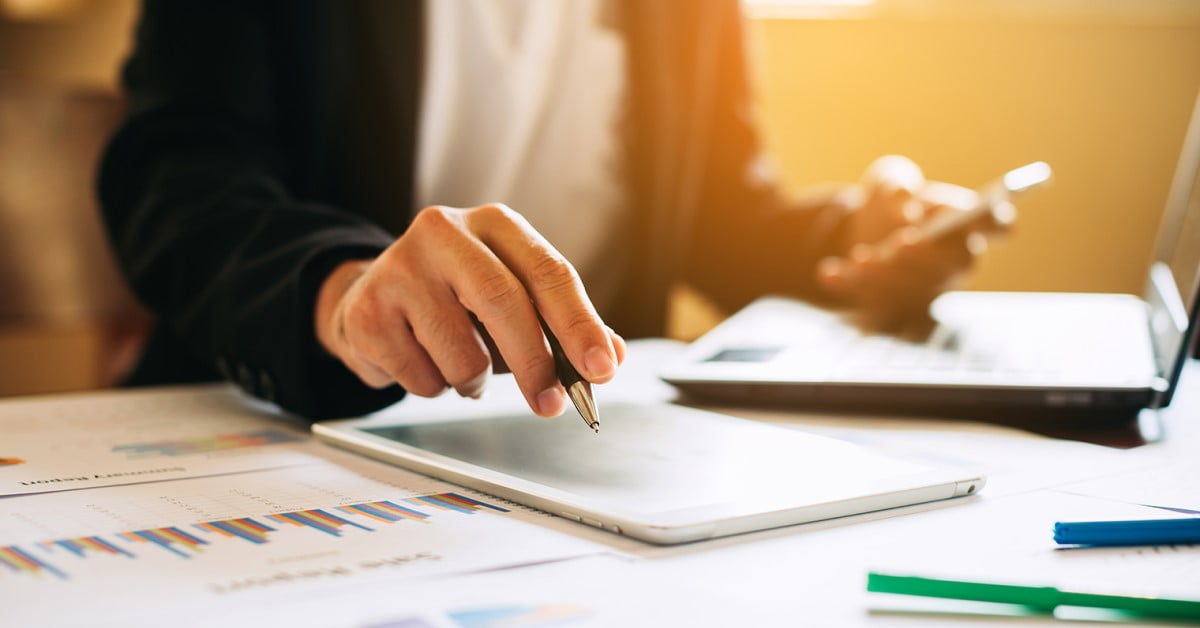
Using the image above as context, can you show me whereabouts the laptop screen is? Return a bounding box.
[1160,158,1200,311]
[1146,90,1200,407]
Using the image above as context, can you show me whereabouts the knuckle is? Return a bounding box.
[559,309,600,336]
[529,254,578,293]
[412,205,461,236]
[474,272,524,312]
[469,203,526,231]
[476,202,515,221]
[514,352,554,381]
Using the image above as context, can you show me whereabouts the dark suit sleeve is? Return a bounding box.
[97,1,406,419]
[679,2,852,313]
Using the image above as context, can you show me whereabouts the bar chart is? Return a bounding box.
[0,493,507,580]
[1,459,599,628]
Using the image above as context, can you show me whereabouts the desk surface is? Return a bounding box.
[1,340,1196,627]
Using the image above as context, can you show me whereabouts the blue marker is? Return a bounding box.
[1054,518,1200,547]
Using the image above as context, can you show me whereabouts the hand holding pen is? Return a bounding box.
[315,203,625,418]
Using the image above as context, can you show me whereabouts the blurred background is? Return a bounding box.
[1,0,1198,397]
[0,0,142,397]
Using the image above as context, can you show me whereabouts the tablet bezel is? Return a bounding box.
[313,405,984,545]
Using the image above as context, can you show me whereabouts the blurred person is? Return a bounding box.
[98,1,1008,420]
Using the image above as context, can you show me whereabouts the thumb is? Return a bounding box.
[854,155,928,243]
[861,155,925,198]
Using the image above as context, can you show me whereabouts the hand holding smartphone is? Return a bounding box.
[875,161,1052,259]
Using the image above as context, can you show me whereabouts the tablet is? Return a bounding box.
[313,404,984,544]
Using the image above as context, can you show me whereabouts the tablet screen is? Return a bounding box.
[361,404,932,517]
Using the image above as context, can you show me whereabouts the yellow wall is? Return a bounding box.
[751,8,1200,295]
[0,0,134,89]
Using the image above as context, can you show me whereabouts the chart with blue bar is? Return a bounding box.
[0,461,599,628]
[1,493,507,580]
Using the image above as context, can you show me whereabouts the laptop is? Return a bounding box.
[661,92,1200,420]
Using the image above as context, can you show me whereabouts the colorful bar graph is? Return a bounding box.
[340,501,429,524]
[195,517,276,544]
[407,493,509,515]
[1,545,68,579]
[270,509,373,536]
[121,526,210,558]
[2,492,508,581]
[110,429,302,458]
[40,536,134,559]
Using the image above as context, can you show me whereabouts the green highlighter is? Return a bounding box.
[867,572,1200,621]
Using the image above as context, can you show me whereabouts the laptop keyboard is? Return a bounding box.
[802,318,1060,382]
[690,294,1158,388]
[837,329,1013,374]
[830,321,1148,385]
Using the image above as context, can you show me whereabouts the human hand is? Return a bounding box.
[314,204,626,417]
[816,155,1015,331]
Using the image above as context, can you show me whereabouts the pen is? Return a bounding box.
[1054,517,1200,547]
[867,572,1200,620]
[539,318,599,433]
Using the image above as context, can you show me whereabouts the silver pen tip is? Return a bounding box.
[566,381,599,433]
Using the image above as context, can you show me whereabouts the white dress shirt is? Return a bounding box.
[416,0,629,312]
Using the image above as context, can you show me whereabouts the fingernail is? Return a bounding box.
[536,387,564,417]
[584,346,616,381]
[610,331,628,365]
[456,370,489,400]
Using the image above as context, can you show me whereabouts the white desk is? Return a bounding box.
[1,340,1196,627]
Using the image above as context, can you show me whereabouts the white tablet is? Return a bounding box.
[313,403,984,545]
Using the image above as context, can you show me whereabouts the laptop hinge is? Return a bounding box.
[1147,375,1171,409]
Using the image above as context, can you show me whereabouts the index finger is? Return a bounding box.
[469,205,618,384]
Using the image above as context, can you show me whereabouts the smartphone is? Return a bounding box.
[916,161,1052,242]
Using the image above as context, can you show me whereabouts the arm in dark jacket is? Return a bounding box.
[98,1,405,419]
[677,1,851,313]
